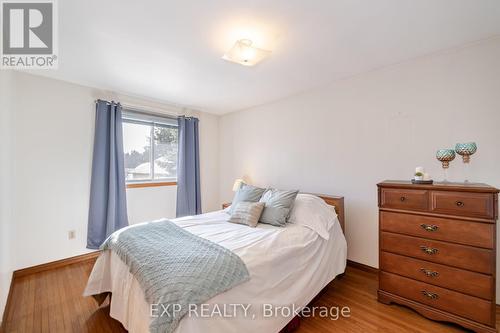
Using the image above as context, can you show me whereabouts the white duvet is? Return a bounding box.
[84,210,347,333]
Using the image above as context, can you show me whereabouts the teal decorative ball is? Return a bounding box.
[455,142,477,163]
[436,149,455,161]
[455,142,477,156]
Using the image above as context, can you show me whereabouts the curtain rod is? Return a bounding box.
[94,99,194,120]
[122,105,179,120]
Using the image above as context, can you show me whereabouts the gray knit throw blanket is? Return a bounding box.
[100,219,250,333]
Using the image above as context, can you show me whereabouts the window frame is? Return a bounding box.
[122,109,179,187]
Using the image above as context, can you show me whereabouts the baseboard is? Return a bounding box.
[13,251,100,278]
[347,259,379,274]
[10,255,370,280]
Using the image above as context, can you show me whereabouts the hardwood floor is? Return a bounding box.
[2,259,499,332]
[2,259,125,333]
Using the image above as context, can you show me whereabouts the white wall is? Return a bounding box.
[6,71,219,274]
[0,71,14,322]
[219,38,500,292]
[127,186,177,223]
[10,72,96,271]
[199,110,220,212]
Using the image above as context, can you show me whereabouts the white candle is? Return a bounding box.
[415,166,425,174]
[423,173,431,180]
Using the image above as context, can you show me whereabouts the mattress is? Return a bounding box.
[84,210,347,333]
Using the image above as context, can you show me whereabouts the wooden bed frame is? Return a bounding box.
[315,194,345,233]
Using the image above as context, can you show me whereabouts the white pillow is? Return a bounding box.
[288,194,338,239]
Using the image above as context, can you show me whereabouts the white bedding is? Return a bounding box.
[84,210,347,333]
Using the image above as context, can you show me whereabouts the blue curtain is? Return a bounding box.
[87,100,129,249]
[176,116,201,217]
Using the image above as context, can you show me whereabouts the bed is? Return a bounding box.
[84,194,347,333]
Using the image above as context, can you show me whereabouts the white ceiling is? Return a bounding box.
[36,0,500,114]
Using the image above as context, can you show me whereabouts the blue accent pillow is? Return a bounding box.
[229,184,266,214]
[258,188,299,227]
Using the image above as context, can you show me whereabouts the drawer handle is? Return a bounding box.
[400,196,406,202]
[420,246,438,255]
[420,224,439,232]
[421,290,439,300]
[455,201,464,207]
[420,268,439,278]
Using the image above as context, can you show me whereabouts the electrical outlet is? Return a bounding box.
[68,230,76,239]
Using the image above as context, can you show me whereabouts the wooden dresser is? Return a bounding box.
[377,180,499,333]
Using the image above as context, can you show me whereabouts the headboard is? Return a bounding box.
[314,194,345,233]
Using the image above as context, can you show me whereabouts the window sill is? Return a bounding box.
[126,181,177,189]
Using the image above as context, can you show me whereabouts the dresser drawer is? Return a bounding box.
[380,188,428,211]
[380,232,493,274]
[379,271,494,325]
[380,252,493,300]
[380,211,494,248]
[430,191,495,219]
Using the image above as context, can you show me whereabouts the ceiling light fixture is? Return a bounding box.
[222,39,271,67]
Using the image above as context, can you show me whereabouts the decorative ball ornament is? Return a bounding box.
[455,142,477,182]
[455,142,477,163]
[436,149,456,168]
[436,149,456,182]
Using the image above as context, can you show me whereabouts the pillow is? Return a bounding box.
[259,188,299,227]
[229,184,266,214]
[228,201,265,227]
[288,194,337,239]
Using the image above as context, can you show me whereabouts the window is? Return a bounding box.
[122,109,178,183]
